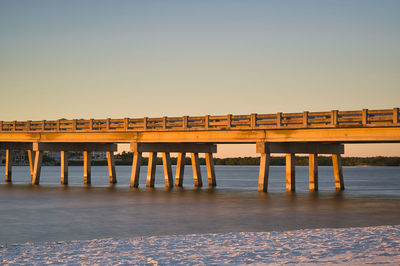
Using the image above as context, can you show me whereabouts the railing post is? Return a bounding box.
[276,112,282,128]
[143,117,148,130]
[163,116,167,130]
[0,121,3,131]
[205,115,209,130]
[106,118,110,130]
[227,114,232,129]
[303,111,308,128]
[331,110,338,127]
[394,108,399,124]
[72,119,77,131]
[89,119,94,131]
[124,118,128,131]
[362,109,368,126]
[41,120,45,131]
[26,120,31,131]
[183,116,188,130]
[56,120,60,131]
[251,113,257,129]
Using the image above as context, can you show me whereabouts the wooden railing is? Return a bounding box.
[0,108,398,132]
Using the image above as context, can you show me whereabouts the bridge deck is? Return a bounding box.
[0,108,399,143]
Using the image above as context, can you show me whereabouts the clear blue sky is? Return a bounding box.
[1,0,399,156]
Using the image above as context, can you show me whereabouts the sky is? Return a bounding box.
[0,0,399,157]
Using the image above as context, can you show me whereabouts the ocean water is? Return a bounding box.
[0,165,399,244]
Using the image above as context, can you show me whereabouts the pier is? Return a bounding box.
[0,108,399,192]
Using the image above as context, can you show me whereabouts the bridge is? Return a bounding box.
[1,108,399,192]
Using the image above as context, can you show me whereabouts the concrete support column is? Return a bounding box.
[60,151,68,185]
[205,153,216,187]
[332,154,344,190]
[162,152,173,188]
[191,152,202,187]
[175,152,186,187]
[258,153,270,192]
[5,149,12,182]
[83,151,91,185]
[130,152,142,188]
[32,151,43,185]
[28,150,35,181]
[107,151,117,184]
[309,153,318,191]
[286,153,295,192]
[146,152,157,187]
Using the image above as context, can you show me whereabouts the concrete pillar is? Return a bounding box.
[146,152,157,187]
[309,153,318,191]
[205,152,216,187]
[130,152,142,188]
[60,151,68,185]
[162,152,173,188]
[258,153,270,192]
[107,151,117,184]
[286,153,295,192]
[332,154,345,190]
[191,152,202,187]
[83,151,91,185]
[28,150,34,181]
[5,149,12,182]
[175,152,186,187]
[32,151,43,185]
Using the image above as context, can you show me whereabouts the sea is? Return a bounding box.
[0,165,399,244]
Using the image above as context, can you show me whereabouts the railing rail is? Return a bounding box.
[0,108,398,132]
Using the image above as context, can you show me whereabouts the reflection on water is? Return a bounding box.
[0,166,399,244]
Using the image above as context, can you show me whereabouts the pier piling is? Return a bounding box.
[130,152,142,188]
[146,152,157,187]
[83,151,91,185]
[107,151,117,184]
[60,151,68,185]
[309,153,318,191]
[5,149,12,182]
[191,152,203,187]
[286,153,296,192]
[332,154,344,190]
[175,152,186,187]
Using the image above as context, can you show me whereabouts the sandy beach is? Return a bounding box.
[1,225,399,265]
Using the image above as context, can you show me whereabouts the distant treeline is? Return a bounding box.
[37,151,400,166]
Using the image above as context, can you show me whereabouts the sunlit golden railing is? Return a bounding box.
[0,108,398,132]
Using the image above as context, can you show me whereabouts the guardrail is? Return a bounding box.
[0,108,398,132]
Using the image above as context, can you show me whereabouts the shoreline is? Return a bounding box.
[2,225,399,264]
